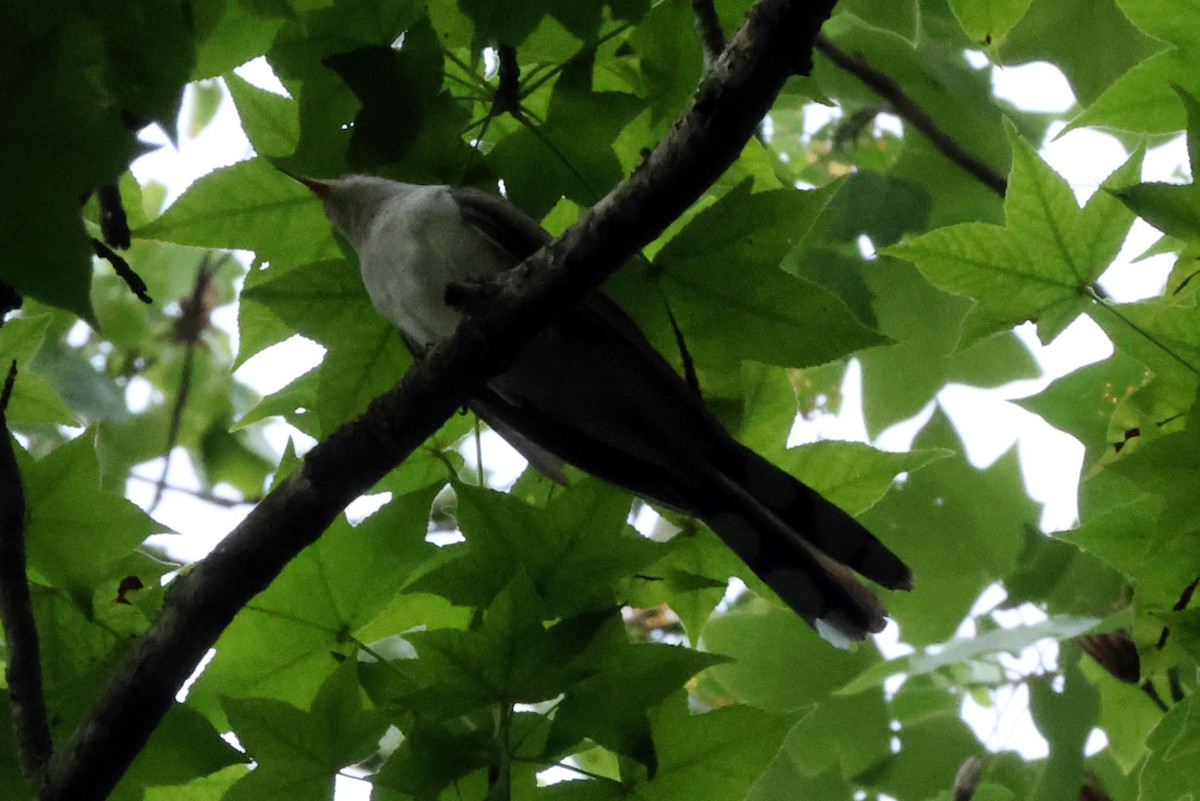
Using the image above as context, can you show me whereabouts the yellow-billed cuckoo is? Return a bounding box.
[296,175,911,645]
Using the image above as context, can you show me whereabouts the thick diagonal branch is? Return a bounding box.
[40,2,840,799]
[0,362,53,789]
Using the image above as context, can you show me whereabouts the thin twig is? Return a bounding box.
[1140,680,1170,713]
[127,474,256,508]
[97,183,131,250]
[92,238,152,304]
[814,34,1008,197]
[0,361,54,787]
[664,302,701,397]
[691,0,726,65]
[149,346,194,514]
[492,45,521,117]
[150,259,221,513]
[1168,667,1185,704]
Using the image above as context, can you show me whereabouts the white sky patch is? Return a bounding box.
[233,335,326,396]
[992,61,1076,113]
[235,56,290,96]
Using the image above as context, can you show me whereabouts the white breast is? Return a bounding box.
[356,185,509,346]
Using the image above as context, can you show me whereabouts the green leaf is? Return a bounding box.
[776,440,951,515]
[223,662,387,801]
[887,125,1142,344]
[1116,0,1200,52]
[1068,49,1199,135]
[859,714,987,800]
[1091,292,1200,389]
[1080,658,1162,772]
[1017,350,1150,464]
[389,572,596,714]
[542,694,797,798]
[1029,654,1099,801]
[1061,496,1200,611]
[234,296,298,371]
[409,482,665,616]
[193,0,288,79]
[91,0,196,124]
[313,318,409,434]
[489,51,645,216]
[225,72,300,159]
[371,718,493,798]
[30,586,120,733]
[704,602,884,709]
[836,0,919,41]
[635,696,796,801]
[1003,526,1127,616]
[0,187,96,323]
[143,765,245,801]
[732,362,803,458]
[548,638,726,774]
[842,614,1100,694]
[1000,0,1162,106]
[812,171,932,249]
[185,488,438,723]
[1111,85,1200,241]
[1106,426,1200,541]
[459,0,549,46]
[1112,182,1200,242]
[648,182,889,368]
[0,316,77,425]
[628,1,704,128]
[781,686,892,778]
[134,158,338,267]
[817,16,1013,226]
[323,20,476,179]
[857,260,971,433]
[948,0,1033,47]
[243,257,416,433]
[24,433,166,595]
[859,412,1034,645]
[185,80,224,139]
[116,704,245,799]
[1140,692,1200,801]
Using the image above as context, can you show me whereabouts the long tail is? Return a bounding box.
[700,444,911,644]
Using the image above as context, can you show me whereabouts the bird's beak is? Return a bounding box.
[275,166,332,199]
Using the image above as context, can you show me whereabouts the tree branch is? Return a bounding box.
[40,2,840,798]
[92,239,152,304]
[491,44,521,117]
[97,184,131,251]
[814,34,1008,197]
[127,474,257,508]
[690,0,726,66]
[0,361,53,790]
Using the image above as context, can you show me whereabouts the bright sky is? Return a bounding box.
[125,52,1187,780]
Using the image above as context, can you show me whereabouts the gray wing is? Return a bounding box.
[451,187,570,481]
[452,186,690,407]
[450,187,551,259]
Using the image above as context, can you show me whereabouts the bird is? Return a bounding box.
[294,174,911,645]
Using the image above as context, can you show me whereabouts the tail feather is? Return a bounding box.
[701,448,910,642]
[732,444,912,590]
